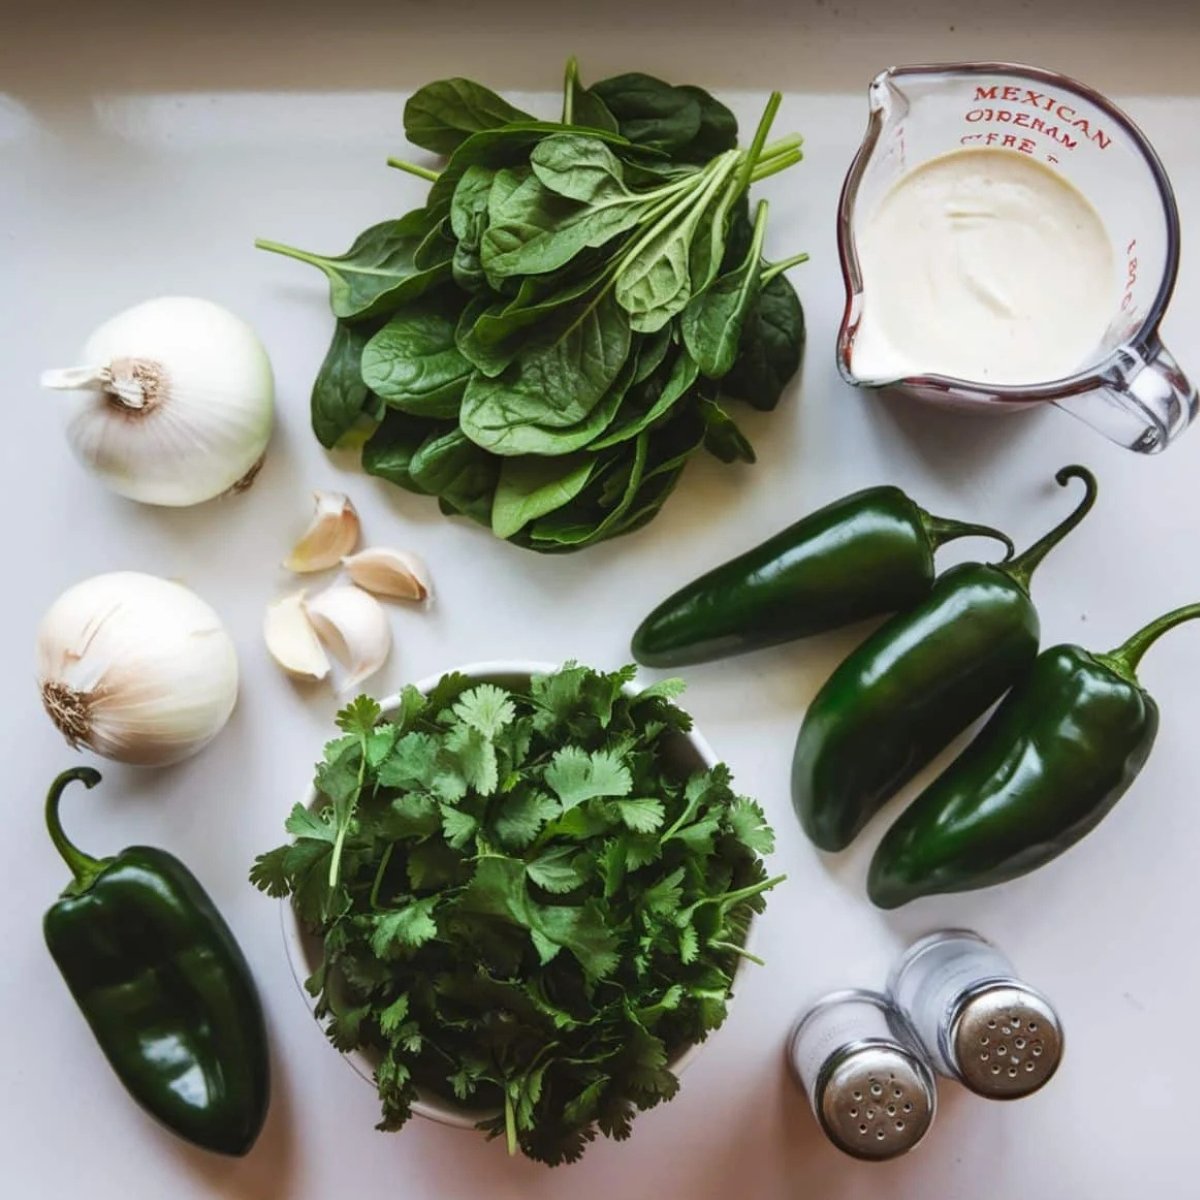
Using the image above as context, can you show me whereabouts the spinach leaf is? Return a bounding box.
[425,122,629,216]
[257,212,448,321]
[404,78,534,155]
[362,306,473,417]
[719,194,754,271]
[676,85,738,161]
[409,428,500,525]
[590,74,702,154]
[492,454,598,538]
[486,342,639,457]
[414,219,456,270]
[361,412,448,494]
[460,292,632,453]
[449,166,495,294]
[311,320,377,449]
[482,174,650,280]
[529,435,649,549]
[603,406,708,539]
[681,199,768,378]
[590,350,698,449]
[700,395,756,463]
[632,326,673,385]
[450,165,495,241]
[722,273,805,411]
[531,134,630,204]
[613,158,738,332]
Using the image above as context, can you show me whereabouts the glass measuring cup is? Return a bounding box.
[837,62,1197,453]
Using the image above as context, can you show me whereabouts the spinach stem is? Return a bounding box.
[760,251,810,283]
[758,134,804,162]
[562,56,579,124]
[255,237,323,266]
[749,149,804,183]
[734,91,782,199]
[386,157,441,182]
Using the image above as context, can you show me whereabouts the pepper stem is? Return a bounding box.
[1002,465,1098,591]
[45,768,109,895]
[921,512,1015,561]
[1101,602,1200,681]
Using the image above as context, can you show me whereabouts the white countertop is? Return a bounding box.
[6,2,1200,1196]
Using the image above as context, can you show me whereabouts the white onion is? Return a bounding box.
[41,296,274,507]
[37,571,240,766]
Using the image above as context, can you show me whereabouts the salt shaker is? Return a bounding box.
[787,989,936,1160]
[888,930,1063,1100]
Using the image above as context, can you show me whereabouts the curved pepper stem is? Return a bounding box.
[921,511,1015,561]
[1003,465,1098,591]
[1100,602,1200,682]
[45,767,110,896]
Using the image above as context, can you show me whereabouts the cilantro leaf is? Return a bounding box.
[545,746,632,810]
[453,684,517,737]
[491,788,560,849]
[336,695,382,736]
[371,898,439,956]
[616,797,665,833]
[443,723,498,796]
[525,845,588,894]
[440,803,479,850]
[727,796,776,854]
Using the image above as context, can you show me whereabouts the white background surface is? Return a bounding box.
[5,2,1200,1196]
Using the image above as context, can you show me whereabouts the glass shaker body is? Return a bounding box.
[787,988,936,1160]
[889,930,1063,1099]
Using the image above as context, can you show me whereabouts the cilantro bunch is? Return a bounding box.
[251,664,781,1164]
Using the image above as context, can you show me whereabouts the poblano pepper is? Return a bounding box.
[42,768,270,1156]
[868,602,1200,908]
[792,466,1096,853]
[631,485,1013,667]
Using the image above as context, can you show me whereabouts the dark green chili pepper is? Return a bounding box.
[631,485,1013,667]
[868,602,1200,908]
[792,466,1096,853]
[42,768,270,1156]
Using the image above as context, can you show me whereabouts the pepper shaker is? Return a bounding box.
[888,930,1063,1100]
[787,989,936,1160]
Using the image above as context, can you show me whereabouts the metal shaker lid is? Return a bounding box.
[949,983,1063,1099]
[816,1041,936,1160]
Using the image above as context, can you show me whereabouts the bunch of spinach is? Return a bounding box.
[250,664,782,1164]
[258,59,806,552]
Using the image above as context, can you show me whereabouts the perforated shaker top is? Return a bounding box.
[951,983,1063,1099]
[817,1042,936,1160]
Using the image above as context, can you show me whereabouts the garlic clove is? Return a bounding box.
[263,590,330,682]
[303,584,391,692]
[342,548,432,603]
[284,491,360,572]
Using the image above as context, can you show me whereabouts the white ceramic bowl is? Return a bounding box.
[281,660,746,1129]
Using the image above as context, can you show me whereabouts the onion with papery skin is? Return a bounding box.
[41,297,274,507]
[37,572,240,766]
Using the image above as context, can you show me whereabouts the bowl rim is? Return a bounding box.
[279,658,748,1130]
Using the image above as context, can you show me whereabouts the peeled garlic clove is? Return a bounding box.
[303,585,391,692]
[342,548,432,603]
[264,590,330,682]
[284,491,360,572]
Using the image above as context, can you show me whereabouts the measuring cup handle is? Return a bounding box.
[1056,339,1199,453]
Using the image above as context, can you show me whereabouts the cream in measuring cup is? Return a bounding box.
[851,148,1114,386]
[837,63,1198,453]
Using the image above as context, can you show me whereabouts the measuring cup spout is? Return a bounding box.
[1055,339,1199,454]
